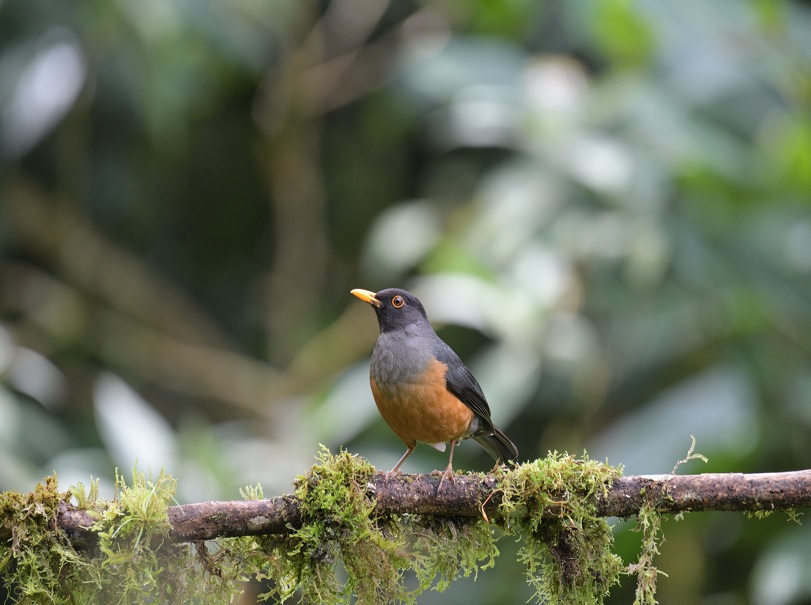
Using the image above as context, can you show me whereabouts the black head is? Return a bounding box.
[351,287,431,334]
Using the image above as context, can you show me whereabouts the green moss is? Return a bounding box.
[82,469,207,603]
[499,452,625,605]
[409,514,499,593]
[0,475,82,603]
[628,502,666,605]
[244,445,499,604]
[746,509,775,520]
[0,471,245,604]
[1,447,757,605]
[671,435,708,474]
[266,446,407,603]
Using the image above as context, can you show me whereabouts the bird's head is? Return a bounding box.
[351,288,430,333]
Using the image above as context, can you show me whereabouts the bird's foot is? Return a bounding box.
[384,469,403,484]
[436,465,456,494]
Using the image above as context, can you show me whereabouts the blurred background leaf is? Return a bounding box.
[1,0,811,602]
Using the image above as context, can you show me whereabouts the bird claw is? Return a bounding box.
[436,466,456,494]
[384,469,403,483]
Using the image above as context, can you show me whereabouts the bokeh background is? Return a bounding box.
[2,0,811,603]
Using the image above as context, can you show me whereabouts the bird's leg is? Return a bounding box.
[386,446,414,481]
[437,440,458,493]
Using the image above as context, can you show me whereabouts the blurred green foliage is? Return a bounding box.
[1,0,811,603]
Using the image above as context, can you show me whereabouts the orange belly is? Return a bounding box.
[371,358,474,448]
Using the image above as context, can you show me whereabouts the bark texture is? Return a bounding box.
[49,469,811,544]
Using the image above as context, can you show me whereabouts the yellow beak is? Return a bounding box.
[351,288,381,307]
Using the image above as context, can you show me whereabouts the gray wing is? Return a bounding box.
[433,338,519,462]
[432,340,494,432]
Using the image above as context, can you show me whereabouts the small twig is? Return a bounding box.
[480,489,501,524]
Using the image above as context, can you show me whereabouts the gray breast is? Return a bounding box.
[370,327,434,387]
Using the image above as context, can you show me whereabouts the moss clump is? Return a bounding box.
[0,471,244,604]
[408,514,499,593]
[500,452,625,605]
[82,469,219,603]
[628,502,666,605]
[247,445,498,604]
[0,475,82,603]
[255,445,408,603]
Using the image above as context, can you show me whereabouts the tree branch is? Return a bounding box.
[54,470,811,544]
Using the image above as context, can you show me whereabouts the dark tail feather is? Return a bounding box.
[473,426,518,463]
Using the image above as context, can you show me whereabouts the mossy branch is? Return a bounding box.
[47,468,811,544]
[2,451,810,605]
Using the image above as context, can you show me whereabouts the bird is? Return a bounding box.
[351,287,518,487]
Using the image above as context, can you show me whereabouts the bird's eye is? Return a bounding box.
[392,295,405,308]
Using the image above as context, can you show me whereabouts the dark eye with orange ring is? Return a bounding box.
[392,295,405,308]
